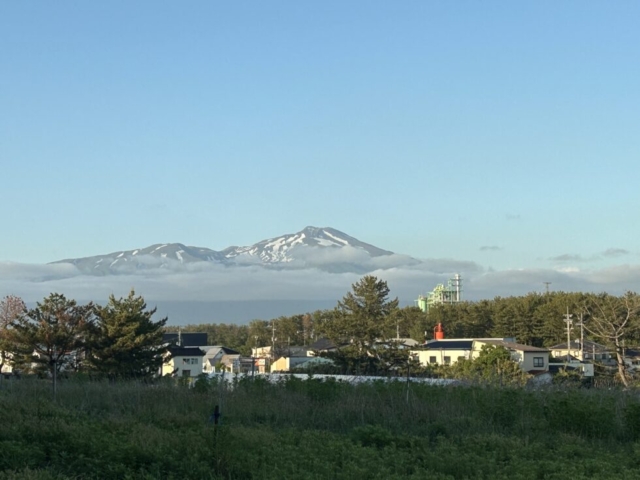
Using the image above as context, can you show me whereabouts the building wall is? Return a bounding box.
[270,356,310,373]
[411,349,471,367]
[162,356,204,377]
[519,351,548,372]
[474,340,549,373]
[551,347,614,363]
[412,342,550,373]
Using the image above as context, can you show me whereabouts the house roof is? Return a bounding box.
[549,340,609,352]
[163,332,208,347]
[421,340,473,350]
[167,346,205,357]
[480,340,549,353]
[284,346,311,356]
[309,338,337,351]
[203,346,240,357]
[378,338,420,348]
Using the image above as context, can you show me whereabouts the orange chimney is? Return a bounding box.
[434,323,444,340]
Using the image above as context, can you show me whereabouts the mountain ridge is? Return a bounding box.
[51,226,406,275]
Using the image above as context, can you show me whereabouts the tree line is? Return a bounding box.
[179,276,640,384]
[0,290,167,382]
[180,283,640,354]
[3,276,639,384]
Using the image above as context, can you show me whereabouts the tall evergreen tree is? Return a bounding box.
[327,275,399,353]
[89,290,167,379]
[9,293,95,386]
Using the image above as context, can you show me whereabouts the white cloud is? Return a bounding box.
[3,259,640,322]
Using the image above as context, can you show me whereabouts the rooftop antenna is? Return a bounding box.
[543,282,552,294]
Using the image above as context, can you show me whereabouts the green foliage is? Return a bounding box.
[437,345,530,386]
[3,379,640,478]
[325,275,399,349]
[0,295,27,372]
[88,290,167,379]
[8,293,95,376]
[552,367,583,386]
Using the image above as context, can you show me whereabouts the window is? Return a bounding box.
[444,356,451,365]
[429,356,437,364]
[183,358,198,365]
[533,357,544,368]
[458,356,465,362]
[182,370,191,377]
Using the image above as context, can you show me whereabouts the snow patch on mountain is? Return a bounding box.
[51,226,399,275]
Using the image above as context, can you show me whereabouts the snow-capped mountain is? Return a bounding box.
[55,243,227,275]
[221,226,392,264]
[52,226,404,275]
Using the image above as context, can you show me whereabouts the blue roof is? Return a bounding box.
[422,340,473,350]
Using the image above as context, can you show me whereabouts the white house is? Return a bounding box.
[162,346,205,378]
[550,340,615,364]
[202,346,242,374]
[410,337,550,374]
[474,340,550,373]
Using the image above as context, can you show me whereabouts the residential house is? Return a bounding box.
[202,346,242,374]
[475,340,550,374]
[252,346,273,359]
[549,340,620,365]
[410,337,550,374]
[548,356,595,377]
[162,346,205,378]
[411,339,475,367]
[270,356,311,373]
[307,338,340,356]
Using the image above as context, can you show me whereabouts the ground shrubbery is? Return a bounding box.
[2,376,640,479]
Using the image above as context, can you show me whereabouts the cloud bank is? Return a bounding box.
[3,256,640,314]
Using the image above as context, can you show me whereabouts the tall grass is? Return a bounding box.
[1,376,640,479]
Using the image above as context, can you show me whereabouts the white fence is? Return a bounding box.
[207,372,457,386]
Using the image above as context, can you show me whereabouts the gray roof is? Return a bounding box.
[309,338,337,351]
[164,332,208,347]
[481,340,549,352]
[549,340,609,352]
[168,346,205,357]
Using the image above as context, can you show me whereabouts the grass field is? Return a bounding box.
[1,375,640,479]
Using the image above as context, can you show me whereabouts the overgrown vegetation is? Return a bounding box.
[1,377,640,479]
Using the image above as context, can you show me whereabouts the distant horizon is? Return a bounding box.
[2,2,639,309]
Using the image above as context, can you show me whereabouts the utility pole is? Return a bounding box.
[271,322,276,359]
[543,282,551,294]
[564,308,573,364]
[575,313,585,361]
[52,346,57,401]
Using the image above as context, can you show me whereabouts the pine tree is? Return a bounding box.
[9,293,95,386]
[329,275,399,352]
[89,290,167,379]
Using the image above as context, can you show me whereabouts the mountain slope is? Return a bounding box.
[221,226,392,264]
[52,226,402,275]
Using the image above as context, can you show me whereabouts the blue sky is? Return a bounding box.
[2,1,640,309]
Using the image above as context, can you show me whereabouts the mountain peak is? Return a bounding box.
[52,226,397,274]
